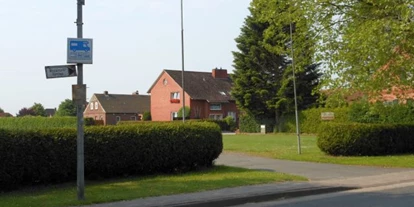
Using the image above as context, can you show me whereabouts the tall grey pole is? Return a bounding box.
[76,0,85,200]
[290,20,301,155]
[181,0,186,122]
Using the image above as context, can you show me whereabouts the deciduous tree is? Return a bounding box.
[55,99,77,116]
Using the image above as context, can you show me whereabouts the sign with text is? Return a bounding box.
[45,65,77,79]
[321,112,335,120]
[67,38,93,64]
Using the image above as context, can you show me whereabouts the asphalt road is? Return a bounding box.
[233,182,414,207]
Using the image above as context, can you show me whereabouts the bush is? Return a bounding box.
[239,112,260,133]
[143,111,151,121]
[0,122,222,192]
[177,106,191,119]
[317,123,414,156]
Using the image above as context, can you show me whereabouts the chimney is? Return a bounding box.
[133,90,139,95]
[212,67,228,79]
[104,91,108,95]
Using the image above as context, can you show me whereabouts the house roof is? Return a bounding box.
[45,108,56,116]
[148,69,234,103]
[0,112,13,117]
[94,93,150,113]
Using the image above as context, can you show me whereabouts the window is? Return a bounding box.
[116,116,121,123]
[171,92,180,99]
[170,92,180,103]
[210,103,222,111]
[171,112,178,120]
[90,102,93,110]
[209,114,223,120]
[94,102,98,110]
[130,116,137,121]
[227,111,236,120]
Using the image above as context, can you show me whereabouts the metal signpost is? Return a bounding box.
[68,0,93,200]
[44,0,91,200]
[45,65,77,79]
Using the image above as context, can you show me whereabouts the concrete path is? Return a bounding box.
[80,152,414,207]
[215,152,411,181]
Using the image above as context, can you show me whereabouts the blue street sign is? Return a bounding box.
[67,38,93,64]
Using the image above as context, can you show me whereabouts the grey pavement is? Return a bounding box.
[80,152,414,207]
[215,152,412,181]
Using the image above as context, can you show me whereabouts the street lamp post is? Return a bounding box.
[289,18,301,155]
[180,0,186,122]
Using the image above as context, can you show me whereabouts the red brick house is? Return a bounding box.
[0,112,13,117]
[147,68,239,121]
[84,91,150,125]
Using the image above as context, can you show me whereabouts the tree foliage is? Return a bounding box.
[0,107,4,113]
[17,107,35,117]
[254,0,414,99]
[55,99,77,117]
[312,0,414,95]
[232,0,321,127]
[30,103,46,117]
[178,106,191,118]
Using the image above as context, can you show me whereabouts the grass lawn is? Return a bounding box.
[223,134,414,168]
[0,166,306,207]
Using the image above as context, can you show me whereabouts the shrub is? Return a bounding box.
[143,111,151,121]
[239,112,260,133]
[0,122,222,191]
[317,123,414,156]
[177,106,191,118]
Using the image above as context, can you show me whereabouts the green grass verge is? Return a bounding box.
[0,166,305,207]
[224,134,414,168]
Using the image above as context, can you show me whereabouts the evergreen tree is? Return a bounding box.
[232,0,321,128]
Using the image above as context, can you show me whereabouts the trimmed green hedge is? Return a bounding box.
[317,123,414,156]
[301,107,350,133]
[0,116,99,130]
[0,122,222,191]
[119,119,237,132]
[0,117,77,130]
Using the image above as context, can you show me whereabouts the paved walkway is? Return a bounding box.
[80,152,414,207]
[216,152,411,181]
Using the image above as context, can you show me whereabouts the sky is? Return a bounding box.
[0,0,252,115]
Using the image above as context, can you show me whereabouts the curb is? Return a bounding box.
[168,186,357,207]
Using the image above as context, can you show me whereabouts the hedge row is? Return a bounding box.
[317,123,414,156]
[0,116,100,130]
[119,119,237,132]
[0,122,222,191]
[239,108,350,134]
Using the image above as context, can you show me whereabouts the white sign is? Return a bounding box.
[321,112,335,120]
[67,38,93,64]
[45,65,77,79]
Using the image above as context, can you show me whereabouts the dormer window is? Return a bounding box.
[210,103,222,111]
